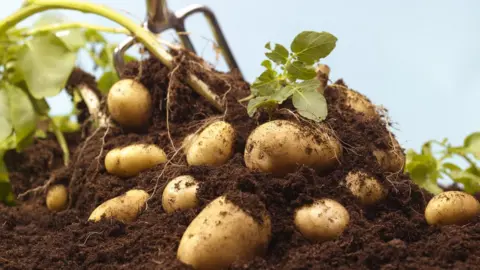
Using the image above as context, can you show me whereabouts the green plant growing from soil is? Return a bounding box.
[405,132,480,195]
[0,0,225,205]
[243,31,337,121]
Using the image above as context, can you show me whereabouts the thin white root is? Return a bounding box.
[166,56,186,151]
[78,84,109,127]
[17,174,56,199]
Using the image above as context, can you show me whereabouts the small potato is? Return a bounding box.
[244,120,342,176]
[184,121,236,166]
[343,88,377,118]
[372,140,405,173]
[294,198,350,242]
[345,171,387,206]
[105,143,167,177]
[177,196,271,269]
[425,191,480,226]
[46,184,68,212]
[107,79,152,128]
[162,175,199,213]
[88,189,149,223]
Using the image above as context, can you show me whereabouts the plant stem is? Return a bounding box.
[49,117,70,165]
[0,0,224,112]
[11,22,129,36]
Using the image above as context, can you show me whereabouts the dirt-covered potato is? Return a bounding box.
[343,88,377,118]
[105,143,167,177]
[294,198,350,242]
[345,171,387,206]
[244,120,342,176]
[425,191,480,226]
[162,175,199,213]
[46,184,68,212]
[372,138,405,173]
[88,189,149,223]
[107,79,152,128]
[177,196,271,269]
[183,121,236,166]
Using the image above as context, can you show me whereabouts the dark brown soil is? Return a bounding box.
[1,53,480,270]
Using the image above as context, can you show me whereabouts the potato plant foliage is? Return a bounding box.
[405,132,480,195]
[247,31,337,121]
[0,12,133,205]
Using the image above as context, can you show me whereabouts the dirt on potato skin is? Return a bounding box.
[1,53,479,270]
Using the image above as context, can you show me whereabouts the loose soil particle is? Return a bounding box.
[1,52,479,270]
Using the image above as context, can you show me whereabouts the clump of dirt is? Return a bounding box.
[1,52,480,270]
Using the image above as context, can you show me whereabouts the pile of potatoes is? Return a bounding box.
[42,76,480,269]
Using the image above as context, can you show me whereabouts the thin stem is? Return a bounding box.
[238,94,254,103]
[11,22,129,36]
[0,0,224,111]
[50,117,70,165]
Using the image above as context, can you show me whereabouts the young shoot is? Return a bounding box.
[245,31,337,122]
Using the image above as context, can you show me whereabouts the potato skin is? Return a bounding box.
[46,184,68,212]
[343,89,377,118]
[372,139,405,173]
[345,171,387,206]
[88,189,149,223]
[105,144,167,177]
[177,196,271,270]
[162,175,199,213]
[244,120,342,176]
[294,198,350,242]
[107,79,152,128]
[185,121,236,166]
[425,191,480,225]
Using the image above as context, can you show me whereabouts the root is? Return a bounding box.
[166,55,186,151]
[78,230,104,247]
[67,124,105,208]
[90,121,111,181]
[17,173,56,199]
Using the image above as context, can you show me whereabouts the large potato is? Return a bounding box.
[184,121,236,166]
[88,189,149,223]
[105,143,167,177]
[345,171,387,206]
[162,175,199,213]
[244,120,342,176]
[294,198,350,242]
[177,196,271,269]
[46,184,68,212]
[425,191,480,225]
[107,79,152,128]
[342,88,377,118]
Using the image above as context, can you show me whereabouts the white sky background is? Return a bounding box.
[1,0,479,153]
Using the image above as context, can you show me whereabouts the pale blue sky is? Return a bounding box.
[1,0,479,152]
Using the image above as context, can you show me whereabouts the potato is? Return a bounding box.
[345,171,387,206]
[107,79,152,128]
[46,184,68,212]
[343,88,377,118]
[184,121,236,166]
[105,143,167,177]
[425,191,480,225]
[162,175,199,213]
[244,120,342,176]
[372,139,405,173]
[177,196,271,269]
[88,189,149,223]
[294,198,350,242]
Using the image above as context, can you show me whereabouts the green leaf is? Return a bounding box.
[291,31,337,65]
[291,80,327,121]
[85,29,107,43]
[421,141,433,156]
[464,132,480,159]
[265,43,289,65]
[98,71,119,94]
[443,162,462,172]
[247,97,278,117]
[286,60,316,80]
[34,13,86,51]
[0,89,12,141]
[6,83,37,146]
[272,85,296,103]
[265,42,271,50]
[261,60,273,70]
[251,69,280,96]
[17,33,77,98]
[405,150,442,194]
[450,170,480,194]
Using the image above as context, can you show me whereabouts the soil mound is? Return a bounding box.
[1,54,479,270]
